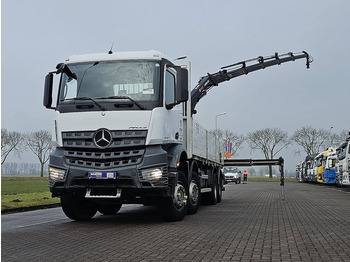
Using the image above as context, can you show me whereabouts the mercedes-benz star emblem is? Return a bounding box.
[94,129,112,149]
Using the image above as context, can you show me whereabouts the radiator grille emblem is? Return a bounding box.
[93,129,112,149]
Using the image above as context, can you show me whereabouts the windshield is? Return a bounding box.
[58,60,160,108]
[224,167,238,173]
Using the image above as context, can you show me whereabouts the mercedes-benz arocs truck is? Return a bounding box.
[43,50,311,221]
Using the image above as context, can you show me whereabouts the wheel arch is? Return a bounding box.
[166,145,188,178]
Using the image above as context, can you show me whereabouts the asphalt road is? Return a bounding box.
[2,182,350,262]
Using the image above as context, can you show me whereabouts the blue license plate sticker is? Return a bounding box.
[88,172,116,179]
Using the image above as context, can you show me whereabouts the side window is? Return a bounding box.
[165,69,176,106]
[61,75,78,101]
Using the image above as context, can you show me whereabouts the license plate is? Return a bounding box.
[88,172,116,179]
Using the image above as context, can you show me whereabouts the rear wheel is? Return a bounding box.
[217,174,223,203]
[160,171,189,221]
[187,172,201,215]
[208,173,218,205]
[61,194,97,221]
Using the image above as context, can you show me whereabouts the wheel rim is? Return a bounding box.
[189,180,199,205]
[174,183,187,209]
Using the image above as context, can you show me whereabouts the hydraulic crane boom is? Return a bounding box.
[190,51,312,114]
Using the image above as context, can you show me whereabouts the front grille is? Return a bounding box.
[62,130,147,169]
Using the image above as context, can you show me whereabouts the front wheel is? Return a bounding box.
[98,203,122,215]
[159,171,189,221]
[61,194,97,221]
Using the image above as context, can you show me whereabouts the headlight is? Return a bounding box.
[49,167,66,181]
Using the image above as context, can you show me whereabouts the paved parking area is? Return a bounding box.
[2,182,350,262]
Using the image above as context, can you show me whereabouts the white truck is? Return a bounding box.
[335,132,350,187]
[43,50,311,221]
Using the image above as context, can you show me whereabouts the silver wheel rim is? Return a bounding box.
[174,183,187,209]
[189,180,199,205]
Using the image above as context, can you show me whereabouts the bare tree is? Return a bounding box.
[222,129,245,157]
[292,126,331,155]
[25,130,53,177]
[334,130,350,146]
[211,129,245,157]
[247,127,290,178]
[1,129,24,165]
[211,129,224,141]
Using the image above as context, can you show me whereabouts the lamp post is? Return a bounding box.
[215,112,226,131]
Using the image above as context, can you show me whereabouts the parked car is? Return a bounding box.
[223,167,242,184]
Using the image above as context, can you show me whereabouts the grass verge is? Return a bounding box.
[1,176,60,212]
[247,177,296,182]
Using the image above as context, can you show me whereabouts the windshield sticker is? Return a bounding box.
[142,88,154,95]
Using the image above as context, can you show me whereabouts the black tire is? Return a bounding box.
[239,178,241,184]
[187,172,201,215]
[61,194,97,221]
[159,171,189,221]
[98,203,122,215]
[208,173,218,205]
[217,174,223,203]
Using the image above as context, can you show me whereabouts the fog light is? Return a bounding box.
[142,168,163,180]
[151,168,163,179]
[49,167,66,181]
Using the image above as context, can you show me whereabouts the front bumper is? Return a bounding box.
[49,145,173,200]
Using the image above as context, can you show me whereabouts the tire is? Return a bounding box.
[98,203,122,215]
[61,194,98,221]
[208,173,218,205]
[159,171,189,221]
[187,172,201,215]
[217,174,223,203]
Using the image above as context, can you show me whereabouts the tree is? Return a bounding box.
[247,127,290,178]
[292,126,331,155]
[211,129,245,157]
[1,129,24,165]
[25,130,53,177]
[222,129,245,157]
[334,130,350,146]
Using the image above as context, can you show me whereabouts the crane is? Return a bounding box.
[190,51,313,115]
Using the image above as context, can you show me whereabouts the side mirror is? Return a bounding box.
[175,67,188,103]
[43,73,54,109]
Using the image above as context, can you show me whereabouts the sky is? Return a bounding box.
[1,0,350,171]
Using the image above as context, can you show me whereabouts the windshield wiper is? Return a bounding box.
[96,96,145,110]
[65,97,106,111]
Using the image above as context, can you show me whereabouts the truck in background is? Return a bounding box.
[304,153,318,182]
[335,132,350,187]
[322,149,337,184]
[315,149,333,184]
[43,50,311,221]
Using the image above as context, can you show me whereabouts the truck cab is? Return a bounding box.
[323,149,337,184]
[305,153,317,182]
[335,134,350,187]
[314,150,329,184]
[43,51,223,221]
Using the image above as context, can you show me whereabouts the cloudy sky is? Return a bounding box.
[2,0,349,170]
